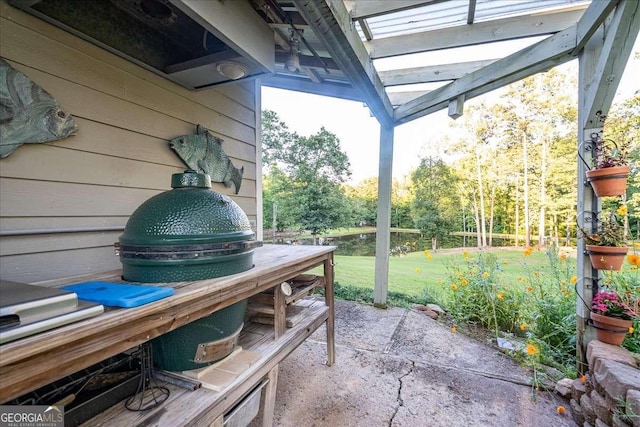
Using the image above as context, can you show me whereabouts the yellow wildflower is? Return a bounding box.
[451,326,457,334]
[630,326,635,334]
[414,268,420,274]
[462,250,468,256]
[460,279,468,287]
[496,293,504,300]
[526,286,534,292]
[516,277,522,282]
[423,249,430,256]
[560,280,567,286]
[482,271,489,279]
[533,271,539,277]
[464,256,470,262]
[451,284,458,291]
[520,323,527,331]
[617,204,628,216]
[570,275,578,285]
[526,343,537,356]
[628,254,640,266]
[426,254,433,261]
[437,279,443,285]
[524,247,533,256]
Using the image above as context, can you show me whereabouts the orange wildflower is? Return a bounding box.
[520,323,527,331]
[557,406,566,415]
[628,254,640,266]
[580,375,586,384]
[451,326,457,334]
[526,343,537,356]
[451,284,458,291]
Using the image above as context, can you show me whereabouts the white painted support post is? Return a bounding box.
[374,125,394,308]
[575,0,640,373]
[577,26,603,376]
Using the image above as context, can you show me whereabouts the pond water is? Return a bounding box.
[284,232,515,256]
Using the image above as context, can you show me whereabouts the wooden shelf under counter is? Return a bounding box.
[83,299,328,426]
[0,244,336,426]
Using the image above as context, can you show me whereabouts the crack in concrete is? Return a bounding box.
[388,359,415,427]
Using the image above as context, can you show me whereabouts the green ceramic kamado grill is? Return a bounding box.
[118,170,261,371]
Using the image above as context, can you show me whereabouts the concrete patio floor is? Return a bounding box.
[263,299,577,427]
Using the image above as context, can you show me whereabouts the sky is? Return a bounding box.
[262,35,640,185]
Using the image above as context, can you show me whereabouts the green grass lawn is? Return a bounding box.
[314,247,576,297]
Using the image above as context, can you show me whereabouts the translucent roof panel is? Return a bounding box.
[356,0,590,40]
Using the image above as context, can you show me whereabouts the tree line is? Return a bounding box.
[262,68,639,249]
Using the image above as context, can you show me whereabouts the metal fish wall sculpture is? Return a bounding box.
[0,58,78,158]
[169,125,244,194]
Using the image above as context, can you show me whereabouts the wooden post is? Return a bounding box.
[261,365,279,427]
[374,125,394,308]
[274,283,286,339]
[324,253,335,366]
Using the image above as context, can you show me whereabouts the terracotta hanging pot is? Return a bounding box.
[585,165,630,197]
[590,312,632,345]
[585,245,628,270]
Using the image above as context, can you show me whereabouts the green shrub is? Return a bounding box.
[425,246,578,374]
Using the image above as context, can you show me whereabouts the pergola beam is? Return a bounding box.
[581,0,640,128]
[393,25,577,124]
[388,91,431,106]
[291,0,394,128]
[366,7,587,59]
[261,75,364,102]
[573,0,620,54]
[379,59,498,85]
[467,0,477,25]
[345,0,442,20]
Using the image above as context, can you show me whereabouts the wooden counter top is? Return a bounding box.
[0,244,335,403]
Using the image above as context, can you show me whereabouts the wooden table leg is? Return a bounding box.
[324,254,335,366]
[262,365,279,427]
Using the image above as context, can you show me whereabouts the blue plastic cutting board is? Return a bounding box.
[62,282,174,308]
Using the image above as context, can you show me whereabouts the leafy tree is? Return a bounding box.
[261,110,352,242]
[343,178,378,226]
[410,157,460,249]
